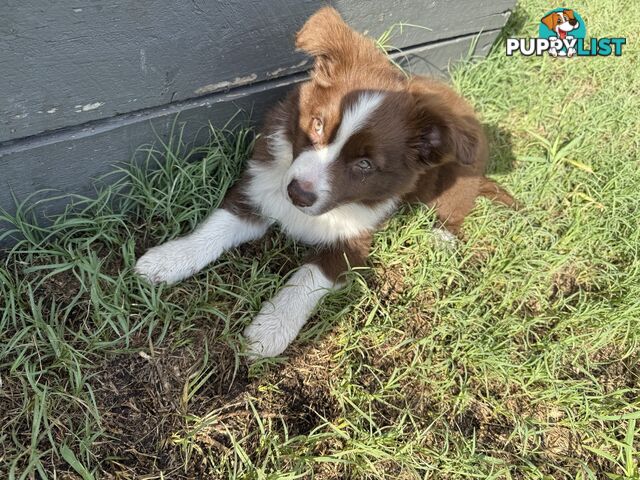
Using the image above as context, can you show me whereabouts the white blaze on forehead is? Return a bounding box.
[333,91,386,153]
[286,91,386,214]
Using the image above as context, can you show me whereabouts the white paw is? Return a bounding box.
[243,311,293,359]
[242,264,333,359]
[432,228,457,247]
[135,239,200,285]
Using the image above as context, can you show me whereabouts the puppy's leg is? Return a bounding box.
[243,264,335,358]
[425,166,482,237]
[135,184,269,285]
[244,235,371,358]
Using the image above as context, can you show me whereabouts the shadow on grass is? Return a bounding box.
[484,122,517,175]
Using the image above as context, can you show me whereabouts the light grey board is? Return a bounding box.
[0,75,303,239]
[0,29,504,245]
[0,0,515,142]
[395,30,502,77]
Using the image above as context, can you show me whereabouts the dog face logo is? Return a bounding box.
[541,10,579,40]
[507,8,625,58]
[539,8,586,57]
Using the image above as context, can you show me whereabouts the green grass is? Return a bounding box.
[1,0,639,478]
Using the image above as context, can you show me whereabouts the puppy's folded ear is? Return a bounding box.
[295,7,387,86]
[295,7,349,56]
[410,93,484,168]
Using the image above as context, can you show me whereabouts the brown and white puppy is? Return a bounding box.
[135,7,514,358]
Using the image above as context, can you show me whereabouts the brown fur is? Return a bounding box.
[310,234,373,282]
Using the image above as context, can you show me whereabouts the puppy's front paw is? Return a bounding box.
[432,227,457,248]
[244,302,306,359]
[243,311,294,359]
[242,265,332,359]
[135,240,199,285]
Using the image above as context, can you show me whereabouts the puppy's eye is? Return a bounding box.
[357,159,372,170]
[311,117,324,140]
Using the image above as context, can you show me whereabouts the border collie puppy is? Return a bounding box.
[135,7,514,358]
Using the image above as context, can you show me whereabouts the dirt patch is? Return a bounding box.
[452,377,633,477]
[85,329,341,478]
[91,344,202,474]
[36,267,84,305]
[589,345,640,397]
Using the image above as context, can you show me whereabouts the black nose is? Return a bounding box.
[287,179,317,207]
[569,18,578,26]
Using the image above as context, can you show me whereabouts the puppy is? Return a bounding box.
[541,9,580,57]
[135,7,514,358]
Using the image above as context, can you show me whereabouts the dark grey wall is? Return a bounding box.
[0,0,515,238]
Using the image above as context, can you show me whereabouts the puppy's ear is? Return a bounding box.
[411,95,483,168]
[415,124,445,166]
[296,7,386,86]
[541,12,557,31]
[447,114,484,166]
[295,7,348,55]
[564,9,575,20]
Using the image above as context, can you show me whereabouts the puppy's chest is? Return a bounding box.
[244,158,395,245]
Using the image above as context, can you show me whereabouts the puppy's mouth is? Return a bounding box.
[294,203,325,216]
[289,193,333,217]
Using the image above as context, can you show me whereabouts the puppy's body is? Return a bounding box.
[136,8,514,357]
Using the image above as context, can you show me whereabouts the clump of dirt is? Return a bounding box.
[369,262,437,339]
[467,241,497,267]
[542,426,578,457]
[550,266,584,301]
[513,266,589,322]
[405,290,437,338]
[371,264,410,305]
[588,345,639,397]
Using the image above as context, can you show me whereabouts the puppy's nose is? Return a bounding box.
[287,179,317,207]
[569,18,578,26]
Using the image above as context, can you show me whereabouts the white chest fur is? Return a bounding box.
[244,132,396,246]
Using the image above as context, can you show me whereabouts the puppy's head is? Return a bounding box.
[281,7,482,216]
[541,9,579,33]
